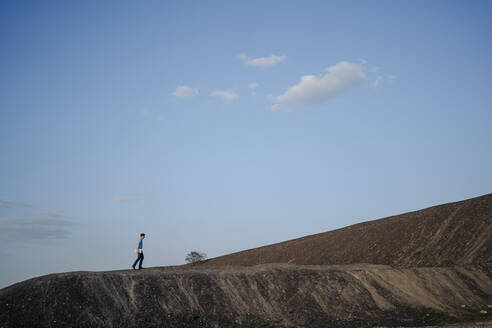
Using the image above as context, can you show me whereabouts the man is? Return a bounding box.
[132,233,145,270]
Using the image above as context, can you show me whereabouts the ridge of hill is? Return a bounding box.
[1,264,491,327]
[200,193,492,267]
[1,194,492,327]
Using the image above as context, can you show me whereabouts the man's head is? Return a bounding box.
[140,233,145,239]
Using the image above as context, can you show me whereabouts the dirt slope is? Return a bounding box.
[201,193,492,267]
[1,264,491,328]
[1,194,491,327]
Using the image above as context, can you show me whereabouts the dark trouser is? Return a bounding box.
[133,252,144,269]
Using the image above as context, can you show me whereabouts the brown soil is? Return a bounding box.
[0,264,491,327]
[199,193,492,268]
[1,193,491,327]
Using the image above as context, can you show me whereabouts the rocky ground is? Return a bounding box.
[1,263,491,327]
[1,194,491,327]
[393,322,492,328]
[200,194,492,268]
[424,323,492,328]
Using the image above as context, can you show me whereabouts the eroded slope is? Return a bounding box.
[1,264,491,327]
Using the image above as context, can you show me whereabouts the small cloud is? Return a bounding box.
[156,115,165,121]
[211,90,239,102]
[173,85,199,98]
[0,214,74,242]
[371,75,383,88]
[248,82,259,89]
[236,53,249,60]
[115,196,141,203]
[272,60,366,111]
[371,75,397,88]
[0,200,33,208]
[0,201,74,242]
[237,54,286,67]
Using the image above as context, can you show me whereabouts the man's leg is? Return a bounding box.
[132,254,140,269]
[138,252,144,269]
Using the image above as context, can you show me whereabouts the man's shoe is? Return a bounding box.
[132,265,136,270]
[138,267,144,270]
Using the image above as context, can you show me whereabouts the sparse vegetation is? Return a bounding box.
[185,251,207,264]
[185,313,200,322]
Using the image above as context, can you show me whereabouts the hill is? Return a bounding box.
[200,193,492,267]
[1,193,492,327]
[0,264,491,327]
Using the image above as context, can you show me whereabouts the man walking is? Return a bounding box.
[132,233,145,270]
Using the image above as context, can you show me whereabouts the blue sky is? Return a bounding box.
[1,0,491,288]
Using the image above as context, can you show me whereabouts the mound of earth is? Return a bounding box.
[200,193,492,268]
[1,264,491,328]
[1,194,491,327]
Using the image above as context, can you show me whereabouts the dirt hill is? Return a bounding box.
[200,193,492,268]
[1,194,491,327]
[0,264,491,328]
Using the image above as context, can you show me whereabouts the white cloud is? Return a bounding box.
[248,82,259,89]
[173,85,199,98]
[237,54,286,67]
[371,74,397,88]
[115,196,141,203]
[272,61,366,111]
[371,75,383,88]
[211,90,239,102]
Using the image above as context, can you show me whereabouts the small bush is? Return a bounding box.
[185,251,207,264]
